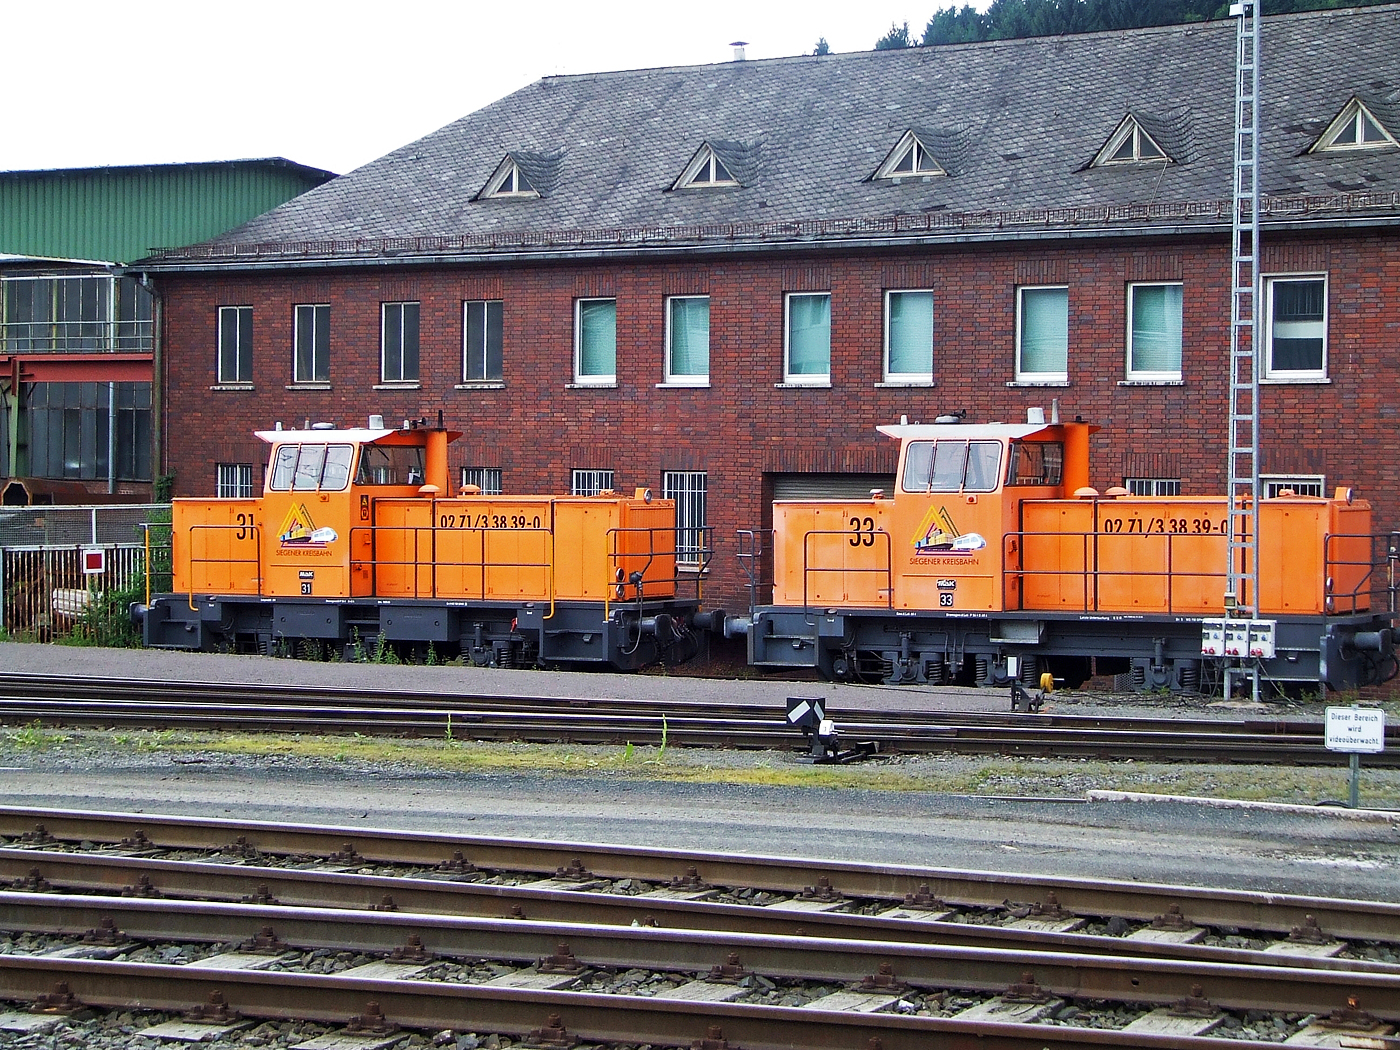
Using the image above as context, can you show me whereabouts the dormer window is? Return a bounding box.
[1311,97,1396,152]
[872,130,947,180]
[673,144,739,189]
[1092,116,1171,166]
[480,157,539,199]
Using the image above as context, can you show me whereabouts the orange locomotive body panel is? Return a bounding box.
[772,501,894,607]
[1018,495,1371,616]
[172,499,261,595]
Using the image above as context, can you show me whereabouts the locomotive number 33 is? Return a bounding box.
[849,516,876,547]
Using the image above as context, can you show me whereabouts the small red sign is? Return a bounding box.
[82,548,105,575]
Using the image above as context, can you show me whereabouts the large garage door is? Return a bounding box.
[771,473,896,500]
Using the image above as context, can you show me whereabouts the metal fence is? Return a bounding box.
[0,504,170,642]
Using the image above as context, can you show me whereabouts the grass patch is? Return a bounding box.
[4,725,1397,807]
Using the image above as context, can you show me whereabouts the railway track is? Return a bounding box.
[0,807,1397,1048]
[2,672,1395,765]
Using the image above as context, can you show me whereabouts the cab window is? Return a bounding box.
[267,443,354,491]
[356,444,426,486]
[902,440,1003,493]
[1006,441,1064,486]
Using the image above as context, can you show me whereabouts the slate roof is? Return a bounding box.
[145,4,1400,267]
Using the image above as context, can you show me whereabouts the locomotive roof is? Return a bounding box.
[876,422,1085,441]
[253,427,462,444]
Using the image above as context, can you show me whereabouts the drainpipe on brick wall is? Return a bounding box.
[135,273,164,498]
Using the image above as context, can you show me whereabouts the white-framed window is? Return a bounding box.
[1126,282,1182,380]
[1262,474,1325,498]
[674,146,738,189]
[217,306,253,384]
[665,296,709,384]
[293,303,330,383]
[463,300,503,381]
[784,292,831,385]
[884,290,934,381]
[571,469,614,496]
[217,462,254,498]
[873,130,946,179]
[1125,477,1181,496]
[460,467,502,495]
[481,158,539,199]
[1016,285,1068,383]
[663,470,708,567]
[381,301,419,383]
[574,298,616,385]
[1312,98,1396,152]
[1264,275,1327,381]
[1094,117,1169,165]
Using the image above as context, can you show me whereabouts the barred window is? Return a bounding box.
[1125,477,1181,496]
[1262,475,1324,498]
[461,467,502,495]
[571,469,614,496]
[217,463,254,498]
[663,471,707,567]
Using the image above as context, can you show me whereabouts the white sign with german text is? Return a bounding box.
[1325,707,1386,753]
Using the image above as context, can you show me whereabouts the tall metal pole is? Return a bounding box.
[1225,1,1262,703]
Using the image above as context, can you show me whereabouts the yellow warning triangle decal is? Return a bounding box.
[278,503,316,542]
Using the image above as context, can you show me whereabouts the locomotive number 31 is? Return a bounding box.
[848,516,876,547]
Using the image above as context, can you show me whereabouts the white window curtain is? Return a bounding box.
[787,294,831,377]
[668,297,709,378]
[1019,287,1068,377]
[1130,284,1182,374]
[887,291,933,376]
[577,299,616,378]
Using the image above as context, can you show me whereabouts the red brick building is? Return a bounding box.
[136,7,1400,616]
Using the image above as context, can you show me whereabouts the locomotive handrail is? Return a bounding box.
[183,523,262,610]
[1004,526,1391,617]
[602,524,713,619]
[735,529,773,613]
[801,528,893,626]
[348,522,553,603]
[1321,531,1389,615]
[1004,527,1230,615]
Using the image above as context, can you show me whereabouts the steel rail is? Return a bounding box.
[3,849,1394,975]
[0,954,1251,1050]
[1,807,1396,943]
[6,670,1393,740]
[1,697,1390,764]
[2,893,1395,1019]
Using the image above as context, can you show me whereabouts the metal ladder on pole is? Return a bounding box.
[1224,1,1262,703]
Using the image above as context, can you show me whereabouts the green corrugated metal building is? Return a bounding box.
[0,158,335,264]
[1,158,335,504]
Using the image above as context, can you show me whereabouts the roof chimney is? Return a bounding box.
[730,41,748,61]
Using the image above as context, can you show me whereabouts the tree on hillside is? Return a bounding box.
[876,21,916,48]
[900,0,1393,48]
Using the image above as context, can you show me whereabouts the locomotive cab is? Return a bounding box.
[770,418,1096,613]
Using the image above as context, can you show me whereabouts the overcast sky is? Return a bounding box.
[3,0,983,178]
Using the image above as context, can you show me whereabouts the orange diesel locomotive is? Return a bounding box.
[737,413,1395,692]
[137,416,718,668]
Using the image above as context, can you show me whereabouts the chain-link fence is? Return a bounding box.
[0,504,170,644]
